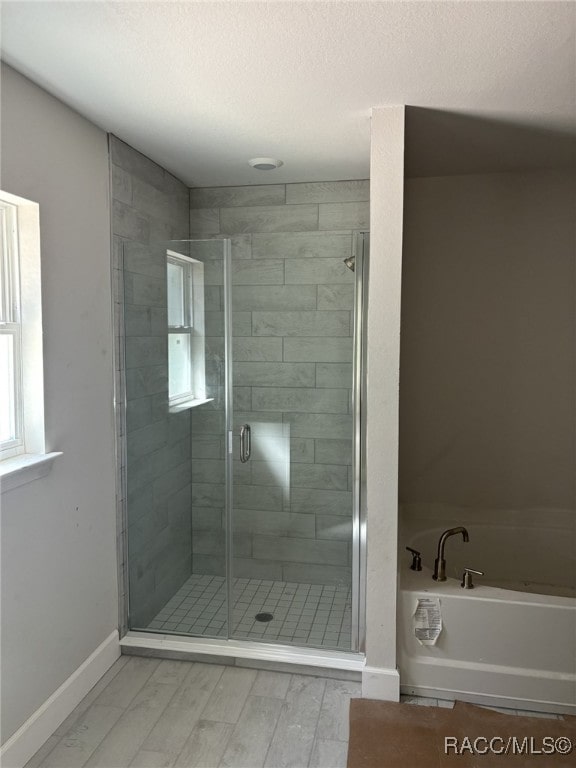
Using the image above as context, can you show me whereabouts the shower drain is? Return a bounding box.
[255,612,274,622]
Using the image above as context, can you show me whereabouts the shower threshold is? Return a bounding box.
[120,631,364,679]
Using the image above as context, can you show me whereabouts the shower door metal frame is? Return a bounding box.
[222,238,235,642]
[351,231,368,653]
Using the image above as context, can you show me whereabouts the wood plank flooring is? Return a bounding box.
[25,657,360,768]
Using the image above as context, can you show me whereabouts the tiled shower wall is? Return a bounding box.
[189,181,369,585]
[110,136,191,627]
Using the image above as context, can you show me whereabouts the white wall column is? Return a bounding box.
[363,106,405,700]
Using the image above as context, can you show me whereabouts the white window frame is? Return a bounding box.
[167,249,209,412]
[0,190,61,492]
[0,200,24,458]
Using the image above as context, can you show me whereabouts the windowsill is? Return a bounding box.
[169,397,214,414]
[0,452,63,493]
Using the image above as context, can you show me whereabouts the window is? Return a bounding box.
[0,190,60,491]
[167,250,208,411]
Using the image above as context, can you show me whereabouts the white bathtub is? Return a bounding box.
[398,506,576,714]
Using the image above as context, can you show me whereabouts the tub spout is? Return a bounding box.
[433,527,469,581]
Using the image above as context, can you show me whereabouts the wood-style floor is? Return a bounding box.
[25,656,360,768]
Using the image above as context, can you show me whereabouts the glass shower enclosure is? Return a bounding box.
[122,234,367,652]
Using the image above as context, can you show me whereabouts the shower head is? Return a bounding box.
[343,255,355,272]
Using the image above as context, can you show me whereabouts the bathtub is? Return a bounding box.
[398,506,576,714]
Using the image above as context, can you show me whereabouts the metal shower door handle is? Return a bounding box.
[239,424,251,463]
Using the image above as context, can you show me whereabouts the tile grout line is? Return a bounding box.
[216,687,285,768]
[306,681,329,768]
[260,673,294,768]
[306,677,329,768]
[168,663,227,768]
[76,711,128,768]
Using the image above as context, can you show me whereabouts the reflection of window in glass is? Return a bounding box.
[0,200,22,457]
[167,250,207,410]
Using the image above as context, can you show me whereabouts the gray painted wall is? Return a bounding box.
[189,181,369,586]
[400,170,576,512]
[0,65,117,742]
[110,136,192,627]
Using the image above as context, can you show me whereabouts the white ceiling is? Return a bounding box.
[1,1,574,186]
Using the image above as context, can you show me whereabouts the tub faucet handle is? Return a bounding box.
[461,567,484,589]
[406,547,422,571]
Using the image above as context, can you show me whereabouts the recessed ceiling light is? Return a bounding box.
[248,157,283,170]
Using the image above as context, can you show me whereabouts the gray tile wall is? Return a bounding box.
[189,180,368,586]
[111,136,191,627]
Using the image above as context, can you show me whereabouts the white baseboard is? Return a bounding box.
[0,630,120,768]
[362,665,400,700]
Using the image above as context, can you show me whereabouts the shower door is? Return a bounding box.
[227,232,365,651]
[123,233,366,651]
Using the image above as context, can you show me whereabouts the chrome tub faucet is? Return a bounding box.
[433,527,469,581]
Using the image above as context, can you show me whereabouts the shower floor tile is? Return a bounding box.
[146,574,352,650]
